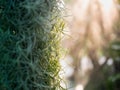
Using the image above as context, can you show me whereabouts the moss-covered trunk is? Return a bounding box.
[0,0,65,90]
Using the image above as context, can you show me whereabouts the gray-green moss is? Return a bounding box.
[0,0,65,90]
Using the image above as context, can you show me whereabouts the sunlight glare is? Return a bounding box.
[75,84,84,90]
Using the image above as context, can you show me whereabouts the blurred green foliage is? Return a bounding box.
[106,40,120,90]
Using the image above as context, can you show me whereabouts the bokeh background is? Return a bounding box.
[60,0,120,90]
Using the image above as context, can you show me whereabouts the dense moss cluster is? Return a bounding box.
[0,0,65,90]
